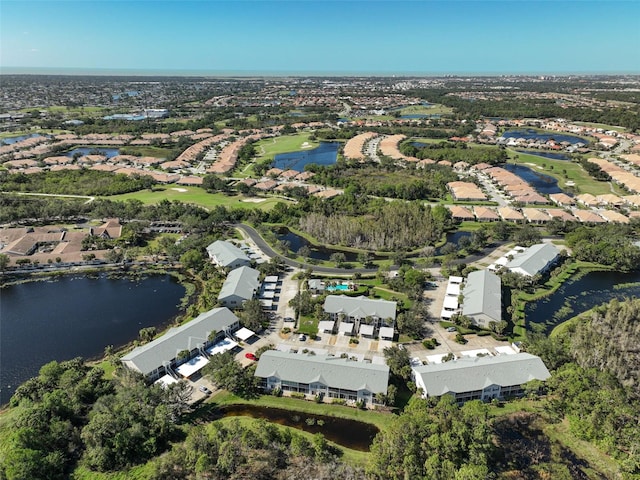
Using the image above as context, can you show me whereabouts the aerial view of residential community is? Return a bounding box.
[0,1,639,479]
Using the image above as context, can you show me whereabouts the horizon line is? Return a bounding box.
[2,66,640,78]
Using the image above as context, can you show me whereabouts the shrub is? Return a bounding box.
[331,398,347,405]
[290,392,305,399]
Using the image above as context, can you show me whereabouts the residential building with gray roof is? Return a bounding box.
[323,295,396,339]
[218,266,260,308]
[121,307,240,380]
[254,350,390,406]
[412,353,550,403]
[505,243,560,277]
[206,240,250,269]
[462,270,502,328]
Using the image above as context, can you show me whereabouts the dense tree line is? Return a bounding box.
[407,88,640,132]
[308,162,459,200]
[399,141,509,165]
[367,396,493,480]
[525,296,640,474]
[150,418,359,480]
[565,224,640,271]
[297,201,452,251]
[0,170,154,196]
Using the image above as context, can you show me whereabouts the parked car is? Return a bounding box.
[198,385,212,395]
[245,352,257,361]
[446,327,457,332]
[299,334,307,341]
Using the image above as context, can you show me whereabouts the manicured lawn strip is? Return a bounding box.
[254,132,319,161]
[119,145,177,158]
[507,149,624,196]
[0,129,70,139]
[211,391,396,431]
[297,314,319,336]
[72,464,155,480]
[106,187,291,211]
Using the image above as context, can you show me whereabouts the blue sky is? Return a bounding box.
[1,0,638,74]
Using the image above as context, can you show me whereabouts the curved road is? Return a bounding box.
[234,223,379,275]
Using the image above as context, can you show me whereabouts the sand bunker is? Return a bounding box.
[301,141,313,149]
[241,197,266,203]
[170,188,188,192]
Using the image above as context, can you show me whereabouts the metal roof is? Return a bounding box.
[218,266,260,303]
[462,270,501,323]
[323,295,396,320]
[121,307,239,376]
[206,240,250,267]
[255,350,390,394]
[506,243,560,276]
[412,353,550,396]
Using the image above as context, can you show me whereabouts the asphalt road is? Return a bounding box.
[234,223,379,275]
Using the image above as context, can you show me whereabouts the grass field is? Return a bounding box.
[254,132,320,161]
[573,121,626,133]
[507,149,626,196]
[107,186,292,211]
[119,145,177,158]
[398,104,454,116]
[19,105,107,117]
[0,128,70,139]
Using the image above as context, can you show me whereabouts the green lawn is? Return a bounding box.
[507,150,626,196]
[119,145,177,158]
[398,104,454,116]
[573,121,626,133]
[254,132,320,162]
[106,186,292,211]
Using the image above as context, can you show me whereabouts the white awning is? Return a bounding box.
[318,320,335,333]
[175,355,209,378]
[379,326,395,339]
[260,299,274,308]
[260,290,275,299]
[442,296,459,309]
[461,348,492,358]
[359,324,375,336]
[206,337,239,356]
[263,283,277,290]
[235,327,255,341]
[154,374,179,388]
[338,322,354,334]
[446,283,461,296]
[264,275,279,283]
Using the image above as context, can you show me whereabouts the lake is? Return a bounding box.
[65,147,120,158]
[1,133,46,145]
[516,150,571,161]
[0,273,185,404]
[218,404,379,451]
[502,163,562,195]
[502,129,587,145]
[525,270,640,333]
[272,142,339,171]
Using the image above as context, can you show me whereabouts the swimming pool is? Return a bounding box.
[327,284,349,292]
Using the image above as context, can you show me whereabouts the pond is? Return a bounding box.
[65,147,121,158]
[0,273,185,404]
[501,129,587,145]
[217,404,379,451]
[435,231,473,255]
[275,227,363,262]
[516,150,571,161]
[272,142,340,172]
[1,133,46,145]
[502,163,562,195]
[525,269,640,333]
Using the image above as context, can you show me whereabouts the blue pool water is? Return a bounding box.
[327,284,350,291]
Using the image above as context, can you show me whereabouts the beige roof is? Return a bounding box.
[522,208,551,222]
[597,210,629,224]
[549,193,575,205]
[545,209,577,222]
[573,210,606,223]
[447,205,475,220]
[473,206,499,220]
[498,207,525,221]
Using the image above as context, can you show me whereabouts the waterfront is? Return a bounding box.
[516,150,571,161]
[218,404,379,451]
[502,129,587,145]
[525,270,640,332]
[0,273,185,404]
[65,147,121,158]
[272,141,339,171]
[502,163,563,195]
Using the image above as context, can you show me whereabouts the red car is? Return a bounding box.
[245,352,257,361]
